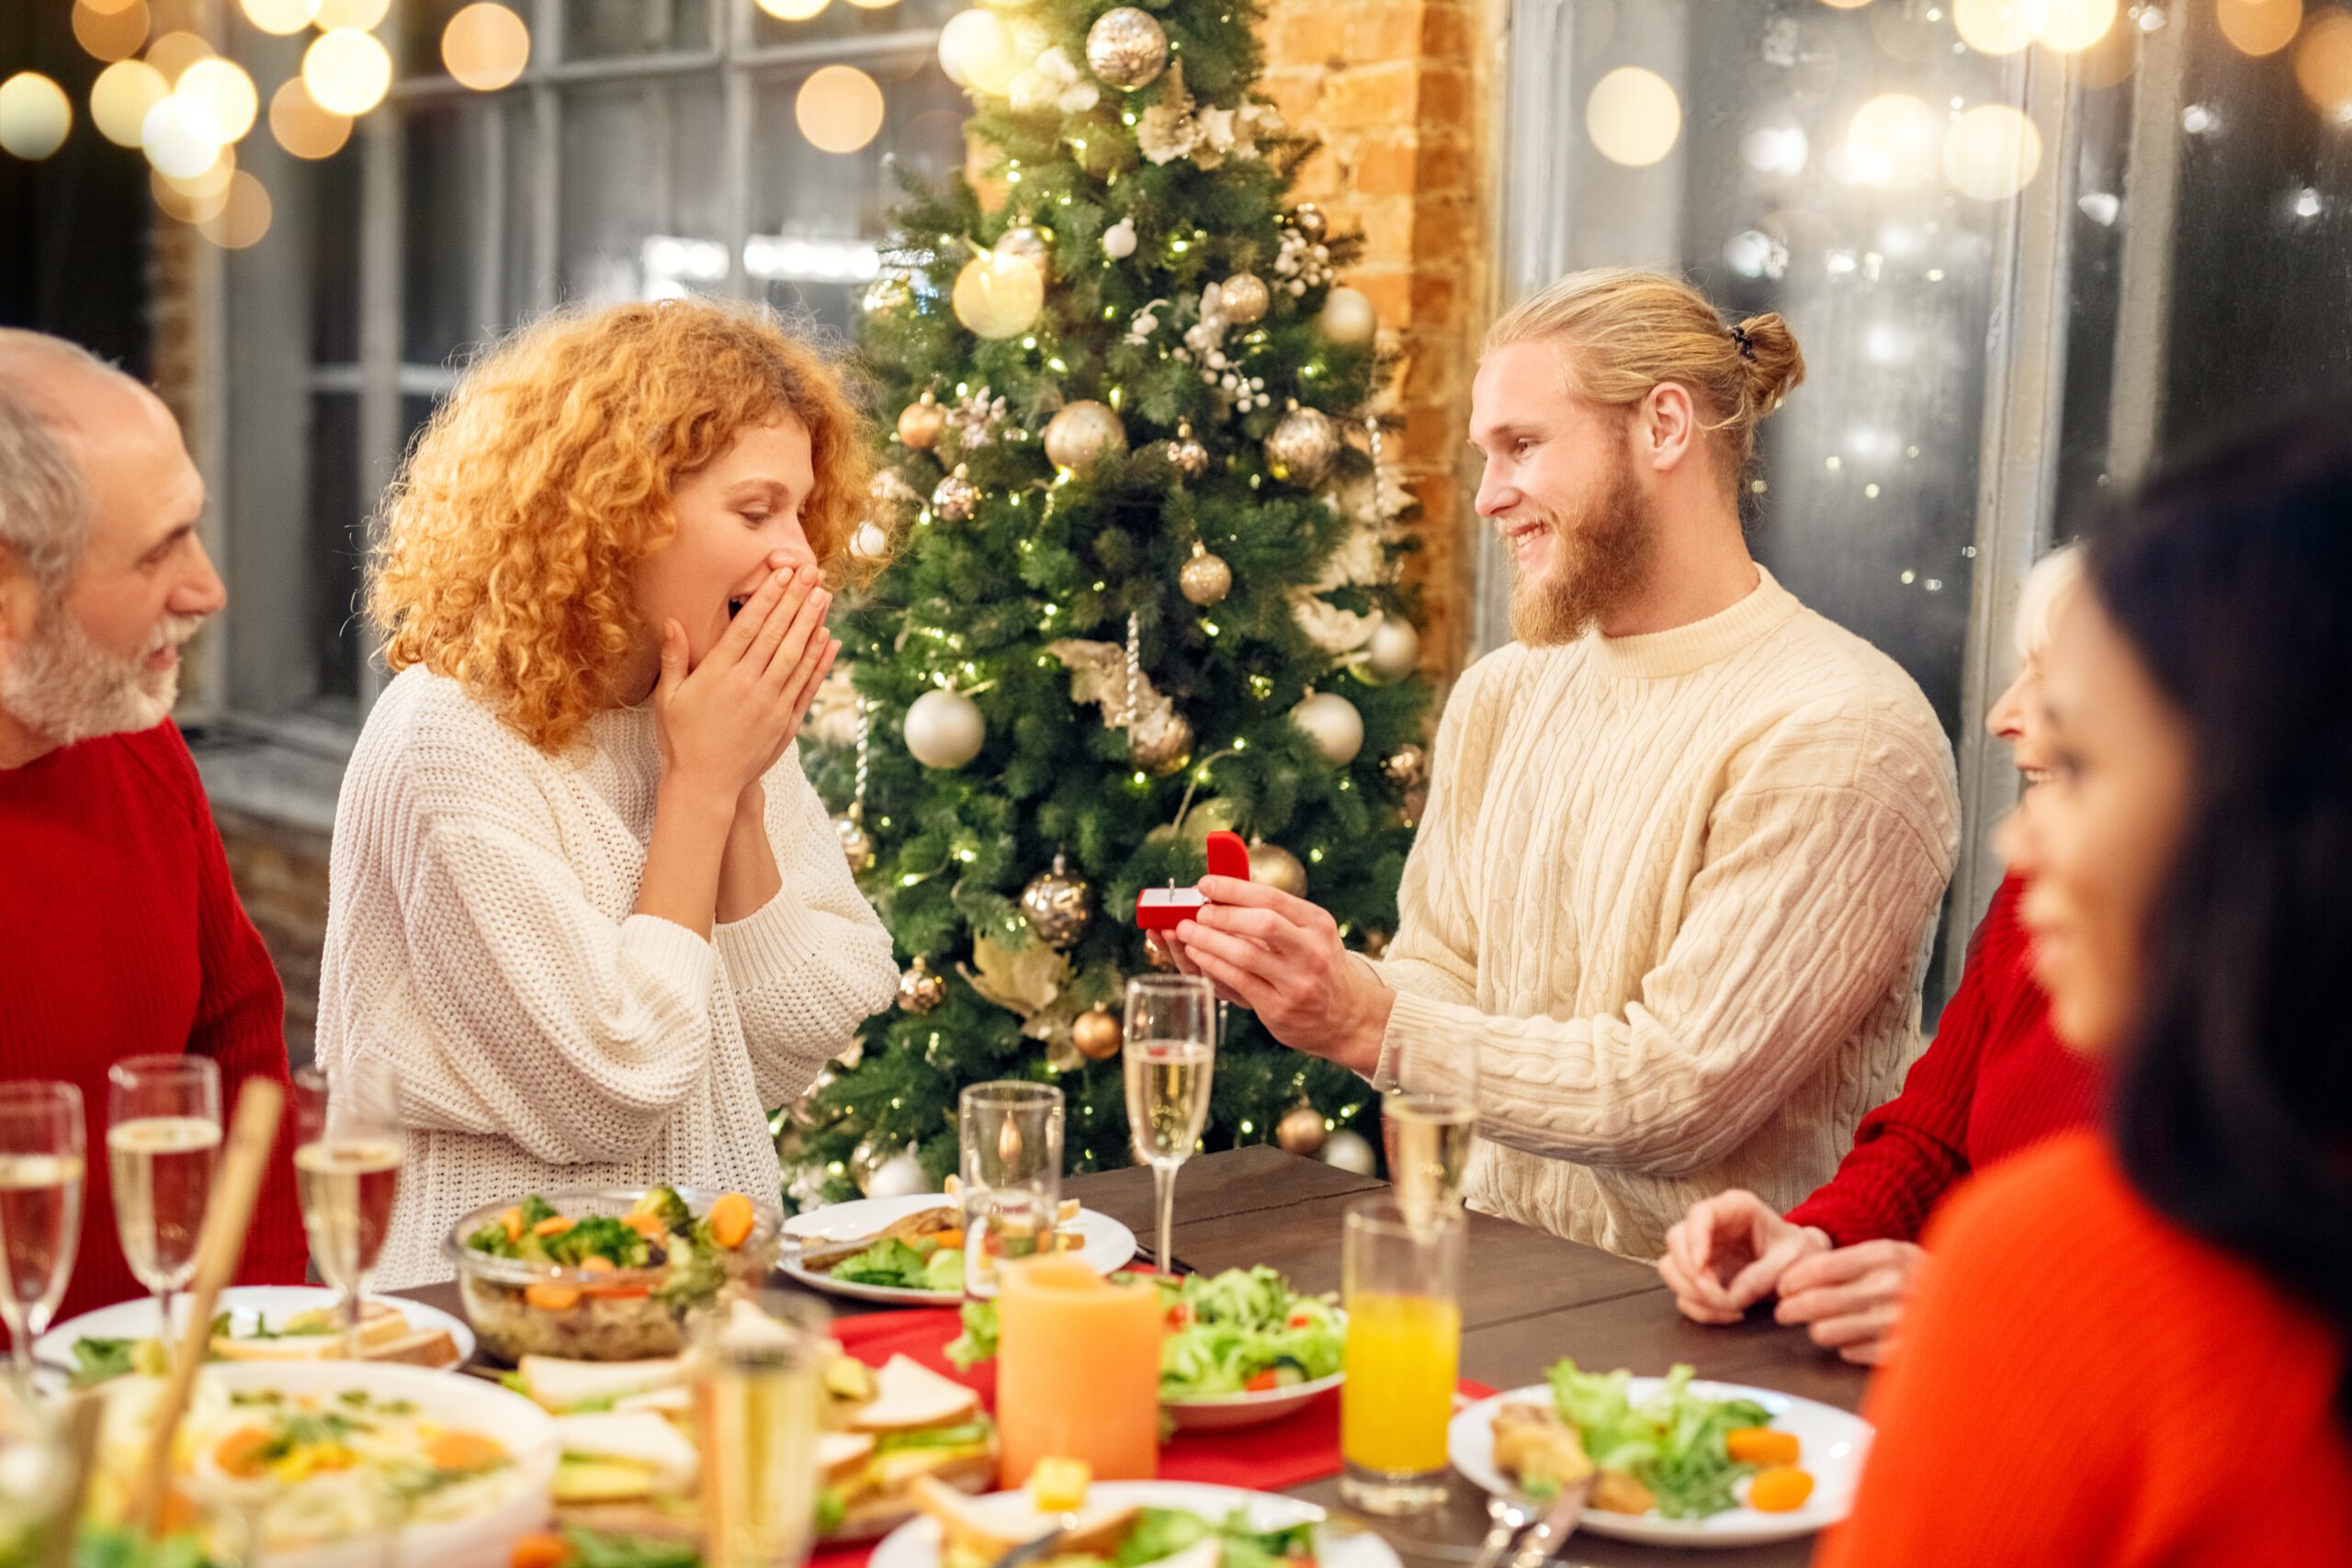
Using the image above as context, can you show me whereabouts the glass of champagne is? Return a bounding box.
[1123,974,1216,1277]
[0,1081,85,1383]
[958,1082,1064,1301]
[1339,1194,1464,1516]
[290,1060,402,1359]
[1382,1046,1479,1235]
[106,1055,222,1351]
[695,1290,828,1568]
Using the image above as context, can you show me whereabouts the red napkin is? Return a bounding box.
[809,1307,1493,1568]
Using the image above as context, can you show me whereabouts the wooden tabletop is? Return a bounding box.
[398,1147,1866,1568]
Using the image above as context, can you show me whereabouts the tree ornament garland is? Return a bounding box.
[1085,6,1169,89]
[1276,1102,1328,1156]
[1179,543,1232,606]
[952,250,1046,338]
[897,392,946,450]
[905,686,985,769]
[1265,403,1342,488]
[1042,400,1128,475]
[898,954,946,1014]
[1020,852,1096,948]
[1292,690,1365,766]
[1072,1008,1124,1061]
[1249,840,1307,897]
[1161,421,1211,480]
[931,465,980,522]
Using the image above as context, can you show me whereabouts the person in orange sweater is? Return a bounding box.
[1819,412,2352,1565]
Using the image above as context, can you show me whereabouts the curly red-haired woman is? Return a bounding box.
[321,299,898,1287]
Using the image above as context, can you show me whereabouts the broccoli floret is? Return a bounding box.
[465,1220,515,1258]
[544,1215,651,1269]
[652,1245,725,1311]
[518,1195,560,1229]
[634,1186,695,1236]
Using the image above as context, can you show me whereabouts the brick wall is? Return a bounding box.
[215,807,331,1066]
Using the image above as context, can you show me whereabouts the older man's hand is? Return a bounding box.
[1162,874,1394,1076]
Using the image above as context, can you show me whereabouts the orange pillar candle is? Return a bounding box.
[994,1254,1160,1485]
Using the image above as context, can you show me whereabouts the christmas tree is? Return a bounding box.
[790,0,1433,1204]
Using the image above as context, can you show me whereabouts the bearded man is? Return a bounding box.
[0,329,308,1322]
[1162,270,1960,1259]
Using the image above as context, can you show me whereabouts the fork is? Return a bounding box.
[1500,1475,1597,1568]
[1468,1490,1535,1568]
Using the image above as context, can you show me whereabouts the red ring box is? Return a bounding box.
[1136,830,1250,931]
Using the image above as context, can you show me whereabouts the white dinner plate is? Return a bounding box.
[870,1479,1401,1568]
[781,1193,1136,1305]
[37,1285,476,1374]
[1448,1379,1872,1547]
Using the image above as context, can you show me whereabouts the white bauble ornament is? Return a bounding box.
[1365,616,1421,682]
[905,687,986,769]
[952,251,1046,339]
[865,1147,932,1200]
[1102,217,1137,259]
[1292,690,1364,766]
[1318,286,1377,346]
[1085,6,1169,88]
[1042,400,1129,474]
[851,521,891,562]
[1321,1128,1375,1175]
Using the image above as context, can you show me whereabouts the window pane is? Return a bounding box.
[564,0,711,60]
[559,76,727,302]
[307,392,363,705]
[309,149,361,367]
[401,97,538,365]
[749,0,962,51]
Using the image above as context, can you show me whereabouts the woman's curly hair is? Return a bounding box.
[369,298,872,753]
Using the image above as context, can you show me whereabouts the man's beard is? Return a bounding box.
[1507,445,1657,648]
[0,602,203,746]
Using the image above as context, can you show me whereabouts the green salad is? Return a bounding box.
[946,1267,1343,1401]
[1540,1360,1774,1520]
[937,1507,1315,1568]
[829,1235,967,1294]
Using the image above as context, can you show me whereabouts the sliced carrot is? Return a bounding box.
[525,1282,582,1312]
[623,1211,667,1243]
[1747,1466,1814,1513]
[533,1215,575,1239]
[500,1208,525,1244]
[510,1533,572,1568]
[1725,1427,1801,1467]
[931,1228,963,1252]
[427,1430,509,1472]
[707,1192,756,1250]
[577,1255,649,1299]
[212,1426,276,1480]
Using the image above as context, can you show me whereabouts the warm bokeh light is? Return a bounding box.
[443,4,531,91]
[141,93,226,179]
[938,9,1019,91]
[268,76,352,158]
[239,0,322,34]
[160,145,235,197]
[2218,0,2303,55]
[145,30,214,85]
[761,0,833,17]
[71,0,149,63]
[1819,0,1875,8]
[796,64,886,152]
[311,0,390,28]
[1952,0,2034,52]
[2296,6,2352,122]
[847,0,901,8]
[1844,92,1941,187]
[2029,0,2116,51]
[177,58,257,142]
[1585,65,1681,167]
[150,161,230,224]
[199,170,273,249]
[1943,102,2042,198]
[81,0,141,13]
[303,28,393,116]
[0,73,74,161]
[92,59,169,147]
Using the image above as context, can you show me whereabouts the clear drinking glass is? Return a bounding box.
[0,1081,85,1382]
[1339,1195,1464,1517]
[106,1055,222,1354]
[958,1082,1064,1301]
[290,1060,402,1359]
[1382,1044,1479,1235]
[1122,974,1216,1277]
[694,1290,829,1568]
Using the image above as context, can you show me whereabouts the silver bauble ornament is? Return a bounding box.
[1291,203,1328,243]
[1292,690,1365,766]
[897,955,946,1013]
[1162,420,1211,481]
[905,686,986,769]
[898,394,947,450]
[1364,616,1421,682]
[1179,545,1231,606]
[1072,1008,1123,1061]
[1217,272,1271,326]
[1043,400,1128,475]
[1020,852,1097,949]
[1276,1103,1328,1156]
[835,812,875,873]
[1383,742,1429,791]
[1321,1127,1376,1175]
[992,223,1054,279]
[1085,6,1169,88]
[1249,840,1307,897]
[1131,709,1193,776]
[865,1147,931,1200]
[1264,404,1342,488]
[850,1136,888,1190]
[931,465,979,522]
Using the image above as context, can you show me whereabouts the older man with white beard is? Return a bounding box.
[0,329,308,1323]
[1163,271,1960,1260]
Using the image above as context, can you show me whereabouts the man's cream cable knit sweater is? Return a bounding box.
[319,666,899,1288]
[1373,568,1959,1260]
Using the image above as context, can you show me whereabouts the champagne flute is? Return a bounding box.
[1383,1045,1479,1234]
[106,1055,222,1353]
[290,1060,402,1359]
[1123,975,1216,1277]
[958,1082,1063,1301]
[0,1083,84,1384]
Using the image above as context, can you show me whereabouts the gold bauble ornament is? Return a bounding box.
[1291,203,1328,243]
[1072,1008,1123,1061]
[1249,840,1307,897]
[992,223,1054,279]
[1131,710,1193,776]
[897,955,946,1014]
[1383,742,1429,791]
[1276,1102,1328,1156]
[1161,420,1210,480]
[1145,936,1180,970]
[952,250,1046,339]
[1264,403,1342,488]
[1043,400,1128,475]
[1020,852,1097,949]
[1085,6,1169,89]
[897,393,946,450]
[931,465,979,522]
[1217,272,1271,326]
[1179,544,1232,607]
[835,812,875,873]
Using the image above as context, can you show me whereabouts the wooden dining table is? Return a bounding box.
[397,1147,1867,1568]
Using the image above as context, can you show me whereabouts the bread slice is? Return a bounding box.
[555,1411,699,1488]
[817,1430,876,1485]
[850,1356,980,1433]
[910,1475,1138,1561]
[520,1355,686,1412]
[361,1325,461,1369]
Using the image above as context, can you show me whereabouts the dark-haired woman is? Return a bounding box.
[1819,416,2352,1565]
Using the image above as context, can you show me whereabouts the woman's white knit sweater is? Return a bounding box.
[319,666,899,1288]
[1372,568,1960,1260]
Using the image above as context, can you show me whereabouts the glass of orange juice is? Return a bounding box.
[1340,1194,1464,1516]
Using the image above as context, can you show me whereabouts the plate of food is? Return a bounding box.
[944,1267,1344,1431]
[781,1191,1136,1305]
[38,1286,473,1386]
[1448,1361,1871,1547]
[446,1186,780,1363]
[878,1473,1401,1568]
[507,1301,999,1545]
